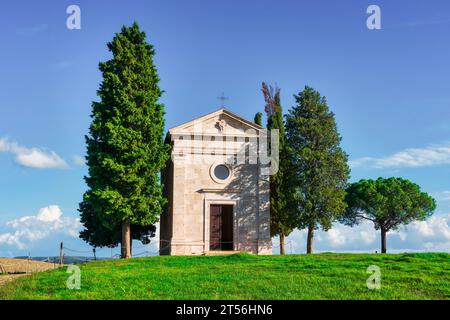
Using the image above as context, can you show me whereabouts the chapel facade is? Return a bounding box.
[160,108,272,255]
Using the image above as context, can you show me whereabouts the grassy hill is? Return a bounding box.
[0,253,449,300]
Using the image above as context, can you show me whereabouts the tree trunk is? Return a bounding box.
[381,227,387,254]
[306,225,314,254]
[121,222,131,259]
[130,228,133,257]
[279,233,285,255]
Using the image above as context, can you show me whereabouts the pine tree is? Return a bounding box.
[285,86,349,254]
[79,22,169,258]
[261,82,294,254]
[341,177,435,253]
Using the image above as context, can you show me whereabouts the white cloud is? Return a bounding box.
[350,143,450,169]
[326,229,346,247]
[435,191,450,201]
[0,232,21,248]
[280,213,450,253]
[0,205,81,250]
[348,157,374,168]
[359,229,377,245]
[72,155,85,166]
[408,214,450,240]
[0,137,68,169]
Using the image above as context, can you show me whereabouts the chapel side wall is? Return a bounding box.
[159,158,174,255]
[182,160,208,254]
[169,156,190,255]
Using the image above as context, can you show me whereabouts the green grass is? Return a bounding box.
[0,253,449,300]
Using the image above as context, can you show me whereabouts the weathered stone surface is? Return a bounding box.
[160,108,272,255]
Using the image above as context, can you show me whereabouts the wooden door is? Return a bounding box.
[221,205,233,250]
[210,205,222,250]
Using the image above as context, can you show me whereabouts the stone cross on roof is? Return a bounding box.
[217,92,229,108]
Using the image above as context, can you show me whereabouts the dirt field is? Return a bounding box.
[0,274,27,286]
[0,258,58,287]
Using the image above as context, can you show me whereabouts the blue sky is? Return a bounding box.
[1,0,450,257]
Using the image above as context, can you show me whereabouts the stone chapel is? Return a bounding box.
[160,108,272,255]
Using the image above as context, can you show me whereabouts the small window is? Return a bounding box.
[210,163,232,183]
[214,165,230,180]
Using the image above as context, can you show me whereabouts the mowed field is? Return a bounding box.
[0,258,58,288]
[0,253,449,300]
[0,258,57,274]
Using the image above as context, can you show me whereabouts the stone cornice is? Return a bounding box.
[198,188,241,193]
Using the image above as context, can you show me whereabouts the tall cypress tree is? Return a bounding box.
[262,82,294,254]
[285,86,349,254]
[79,22,169,258]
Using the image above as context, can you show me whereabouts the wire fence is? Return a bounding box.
[60,241,172,264]
[1,239,294,272]
[62,239,293,262]
[0,253,59,275]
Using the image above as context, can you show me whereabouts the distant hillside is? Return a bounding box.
[14,256,110,265]
[1,253,449,300]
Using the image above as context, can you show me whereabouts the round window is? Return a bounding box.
[214,164,230,180]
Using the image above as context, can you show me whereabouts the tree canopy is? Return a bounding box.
[341,177,436,253]
[254,112,263,126]
[285,86,349,253]
[79,22,169,258]
[261,82,295,254]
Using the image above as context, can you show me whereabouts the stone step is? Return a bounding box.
[204,250,242,256]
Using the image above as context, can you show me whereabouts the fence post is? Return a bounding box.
[59,241,64,266]
[27,252,31,274]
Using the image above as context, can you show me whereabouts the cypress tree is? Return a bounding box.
[79,22,169,258]
[262,82,294,254]
[285,86,349,254]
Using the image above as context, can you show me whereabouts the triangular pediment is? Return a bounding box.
[169,108,262,136]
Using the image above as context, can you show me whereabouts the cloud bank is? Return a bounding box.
[0,137,68,169]
[72,155,85,166]
[435,191,450,202]
[280,213,450,254]
[350,143,450,169]
[0,205,81,250]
